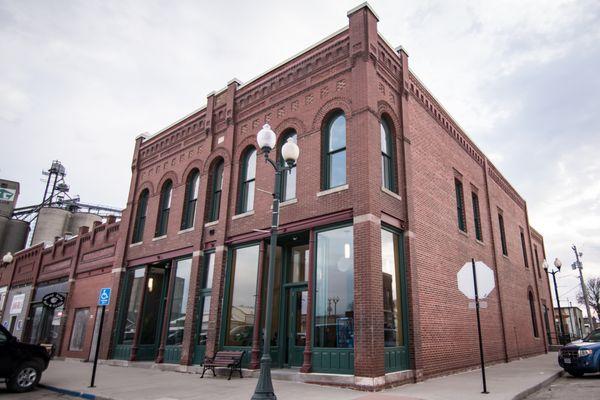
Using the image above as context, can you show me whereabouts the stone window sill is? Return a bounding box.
[232,210,255,220]
[381,186,402,200]
[129,242,143,248]
[458,229,468,237]
[152,235,167,241]
[178,227,195,235]
[317,184,349,197]
[204,220,219,228]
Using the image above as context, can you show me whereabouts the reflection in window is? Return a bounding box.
[382,229,404,347]
[181,170,200,230]
[155,180,172,237]
[323,113,346,189]
[314,225,354,348]
[140,268,166,345]
[197,252,214,345]
[225,245,259,346]
[261,246,282,346]
[118,268,145,344]
[238,148,257,213]
[198,295,211,345]
[167,258,192,345]
[279,131,297,201]
[69,308,90,351]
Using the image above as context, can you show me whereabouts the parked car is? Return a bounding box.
[558,329,600,377]
[0,324,51,392]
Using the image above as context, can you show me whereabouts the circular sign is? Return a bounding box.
[42,292,66,309]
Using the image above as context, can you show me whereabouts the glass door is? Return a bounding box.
[286,286,307,367]
[137,266,168,361]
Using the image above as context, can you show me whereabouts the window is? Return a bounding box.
[314,225,354,348]
[529,291,539,337]
[225,245,259,346]
[238,148,257,213]
[0,329,7,343]
[382,228,405,347]
[380,118,396,192]
[69,308,90,351]
[279,131,297,201]
[322,112,347,189]
[472,192,483,241]
[207,160,224,222]
[534,245,541,278]
[166,258,192,346]
[498,212,508,256]
[118,268,145,344]
[132,189,149,243]
[520,230,529,268]
[155,180,172,237]
[181,170,199,230]
[197,251,215,345]
[455,179,466,232]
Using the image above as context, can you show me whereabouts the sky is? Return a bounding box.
[1,0,599,314]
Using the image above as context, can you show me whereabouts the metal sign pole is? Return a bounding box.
[471,258,488,394]
[89,304,106,388]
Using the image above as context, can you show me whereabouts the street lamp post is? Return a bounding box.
[571,245,596,331]
[252,124,299,400]
[544,258,566,344]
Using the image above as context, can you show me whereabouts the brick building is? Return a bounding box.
[0,3,557,390]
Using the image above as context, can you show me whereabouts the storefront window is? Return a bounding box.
[198,252,214,345]
[167,258,192,345]
[69,308,90,351]
[287,244,309,283]
[225,245,259,346]
[198,295,211,345]
[118,268,145,344]
[314,225,354,348]
[381,228,404,347]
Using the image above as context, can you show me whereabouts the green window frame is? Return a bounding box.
[380,118,397,192]
[237,148,257,214]
[155,180,172,237]
[132,189,149,243]
[207,160,224,222]
[455,178,466,232]
[498,212,508,256]
[322,112,347,190]
[472,191,483,241]
[181,169,199,230]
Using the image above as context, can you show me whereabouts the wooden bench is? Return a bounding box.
[201,350,245,380]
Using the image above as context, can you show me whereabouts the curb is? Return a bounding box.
[38,383,113,400]
[512,370,564,400]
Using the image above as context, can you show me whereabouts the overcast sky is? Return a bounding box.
[1,1,599,313]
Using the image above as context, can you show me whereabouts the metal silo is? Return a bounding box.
[31,207,70,246]
[1,219,30,255]
[67,212,102,235]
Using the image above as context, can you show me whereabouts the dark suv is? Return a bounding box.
[0,324,51,392]
[558,329,600,377]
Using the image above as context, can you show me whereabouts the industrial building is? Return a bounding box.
[0,4,557,389]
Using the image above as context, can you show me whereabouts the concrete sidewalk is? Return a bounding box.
[39,353,561,400]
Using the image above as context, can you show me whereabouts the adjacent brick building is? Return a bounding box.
[0,3,557,390]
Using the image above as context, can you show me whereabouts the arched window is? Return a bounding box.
[529,291,539,337]
[322,112,346,189]
[237,148,256,213]
[380,118,397,192]
[279,131,297,201]
[155,180,172,237]
[132,189,149,243]
[181,169,200,230]
[207,160,224,222]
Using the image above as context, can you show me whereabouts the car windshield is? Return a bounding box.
[582,330,600,342]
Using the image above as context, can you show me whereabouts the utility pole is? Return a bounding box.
[572,245,596,331]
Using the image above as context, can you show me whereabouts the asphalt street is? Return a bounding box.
[525,374,600,400]
[0,387,67,399]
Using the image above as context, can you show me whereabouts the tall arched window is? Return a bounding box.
[529,291,539,337]
[155,180,172,237]
[279,131,297,201]
[237,148,256,213]
[380,118,397,192]
[181,169,200,230]
[207,160,224,222]
[322,112,346,189]
[132,189,149,243]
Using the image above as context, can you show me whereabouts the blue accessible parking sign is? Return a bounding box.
[98,288,111,306]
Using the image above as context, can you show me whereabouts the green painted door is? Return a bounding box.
[287,286,307,367]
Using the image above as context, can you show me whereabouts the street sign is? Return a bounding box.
[0,188,16,201]
[469,301,488,309]
[98,288,111,306]
[457,261,495,300]
[42,292,66,309]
